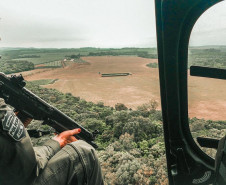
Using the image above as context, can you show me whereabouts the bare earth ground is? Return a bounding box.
[23,56,226,121]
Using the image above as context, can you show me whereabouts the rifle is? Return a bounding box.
[0,72,98,148]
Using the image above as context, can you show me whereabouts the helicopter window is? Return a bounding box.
[188,1,226,158]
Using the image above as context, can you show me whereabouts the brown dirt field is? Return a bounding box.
[188,75,226,120]
[23,56,226,121]
[35,64,46,68]
[16,68,53,77]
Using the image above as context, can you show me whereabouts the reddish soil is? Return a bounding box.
[35,64,46,68]
[188,75,226,120]
[23,56,226,121]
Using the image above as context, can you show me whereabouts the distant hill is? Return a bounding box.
[1,46,226,74]
[0,47,157,65]
[188,46,226,69]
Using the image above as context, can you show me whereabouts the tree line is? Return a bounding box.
[66,51,158,59]
[0,60,34,74]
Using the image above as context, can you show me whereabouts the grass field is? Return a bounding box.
[23,56,226,121]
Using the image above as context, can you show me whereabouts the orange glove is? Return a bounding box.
[53,128,81,148]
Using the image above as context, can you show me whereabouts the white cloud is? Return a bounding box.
[0,0,155,48]
[190,1,226,46]
[1,0,226,48]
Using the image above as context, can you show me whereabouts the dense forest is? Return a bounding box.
[26,81,167,185]
[86,51,158,59]
[0,60,34,74]
[188,47,226,69]
[25,81,225,185]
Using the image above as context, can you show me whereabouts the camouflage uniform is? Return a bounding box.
[0,99,104,185]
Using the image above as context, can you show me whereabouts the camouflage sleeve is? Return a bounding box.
[0,98,37,184]
[33,139,61,175]
[0,98,61,183]
[0,98,10,118]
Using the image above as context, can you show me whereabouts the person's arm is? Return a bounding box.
[0,99,37,185]
[33,139,61,174]
[0,98,81,183]
[15,102,81,174]
[34,128,81,174]
[16,112,81,175]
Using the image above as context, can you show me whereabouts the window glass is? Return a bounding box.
[188,1,226,158]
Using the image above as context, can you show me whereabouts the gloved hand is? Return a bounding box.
[53,128,81,148]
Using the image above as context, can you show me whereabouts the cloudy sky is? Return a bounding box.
[190,1,226,46]
[0,0,226,48]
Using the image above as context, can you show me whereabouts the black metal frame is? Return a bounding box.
[155,0,223,184]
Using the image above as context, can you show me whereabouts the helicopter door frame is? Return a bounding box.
[155,0,223,184]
